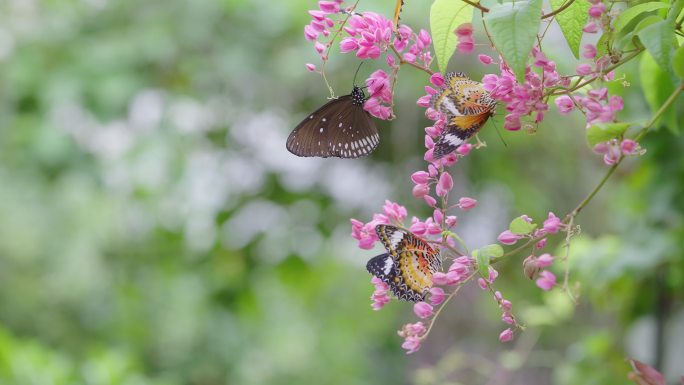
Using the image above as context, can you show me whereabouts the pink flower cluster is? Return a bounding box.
[476,266,520,342]
[397,256,473,353]
[364,69,393,119]
[482,48,563,131]
[593,138,642,165]
[350,200,406,249]
[370,277,391,310]
[304,0,346,62]
[555,87,624,126]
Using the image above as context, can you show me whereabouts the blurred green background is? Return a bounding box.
[0,0,682,384]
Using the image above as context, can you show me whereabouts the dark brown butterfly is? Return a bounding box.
[430,72,497,159]
[287,86,379,158]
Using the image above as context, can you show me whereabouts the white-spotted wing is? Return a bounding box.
[287,86,380,158]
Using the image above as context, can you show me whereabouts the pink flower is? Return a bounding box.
[583,44,597,59]
[535,270,556,291]
[445,215,457,227]
[339,38,359,52]
[583,21,599,33]
[305,63,316,72]
[424,195,437,207]
[383,200,407,222]
[478,54,493,65]
[401,336,421,354]
[609,95,624,112]
[536,238,547,249]
[555,95,574,114]
[543,212,561,234]
[536,253,554,267]
[477,277,488,290]
[621,139,637,155]
[593,142,611,154]
[454,23,473,37]
[413,301,434,318]
[499,328,514,342]
[458,197,477,210]
[436,172,454,197]
[576,63,593,75]
[429,287,445,305]
[603,145,621,165]
[498,230,520,245]
[412,183,429,198]
[409,218,427,235]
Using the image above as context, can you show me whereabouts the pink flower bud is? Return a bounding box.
[458,197,477,210]
[401,336,421,354]
[576,63,593,75]
[502,313,514,324]
[411,171,430,185]
[583,21,599,33]
[498,230,520,245]
[593,142,611,154]
[588,3,605,18]
[477,277,488,290]
[457,41,474,54]
[499,328,514,342]
[423,195,437,207]
[433,209,444,224]
[436,172,454,197]
[536,253,554,267]
[413,301,434,319]
[305,63,316,72]
[318,1,340,14]
[416,95,431,107]
[339,38,359,52]
[445,216,457,227]
[429,287,445,305]
[500,299,512,311]
[478,54,493,65]
[535,270,556,291]
[455,23,473,37]
[412,183,429,198]
[432,272,448,285]
[456,143,472,155]
[409,220,427,235]
[430,73,444,87]
[536,238,547,249]
[543,212,561,234]
[583,44,597,59]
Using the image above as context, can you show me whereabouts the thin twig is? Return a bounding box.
[541,0,576,20]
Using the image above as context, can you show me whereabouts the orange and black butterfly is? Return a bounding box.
[366,225,441,302]
[287,86,379,158]
[430,72,497,159]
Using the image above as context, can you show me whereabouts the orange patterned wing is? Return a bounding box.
[368,225,441,302]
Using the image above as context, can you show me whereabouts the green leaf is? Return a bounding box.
[484,0,542,82]
[637,19,676,72]
[586,123,632,146]
[674,45,684,79]
[430,0,473,74]
[612,2,671,33]
[473,249,490,278]
[480,244,504,259]
[550,0,590,58]
[509,216,537,235]
[640,52,679,133]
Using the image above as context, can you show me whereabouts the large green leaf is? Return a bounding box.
[612,2,671,33]
[637,19,675,72]
[674,45,684,79]
[550,0,590,58]
[586,123,632,146]
[484,0,542,82]
[430,0,473,74]
[639,52,679,133]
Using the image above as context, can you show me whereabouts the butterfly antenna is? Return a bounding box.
[352,61,365,86]
[492,117,508,148]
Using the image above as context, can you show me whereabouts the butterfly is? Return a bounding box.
[287,86,380,158]
[366,224,442,302]
[430,72,497,159]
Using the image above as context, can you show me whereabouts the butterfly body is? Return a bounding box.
[287,86,379,158]
[430,72,497,159]
[367,225,441,302]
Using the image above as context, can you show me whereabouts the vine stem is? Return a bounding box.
[542,0,576,20]
[419,273,476,340]
[390,44,435,75]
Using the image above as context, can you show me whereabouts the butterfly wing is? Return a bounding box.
[287,94,379,159]
[433,110,494,159]
[430,71,497,159]
[327,105,379,158]
[371,225,441,302]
